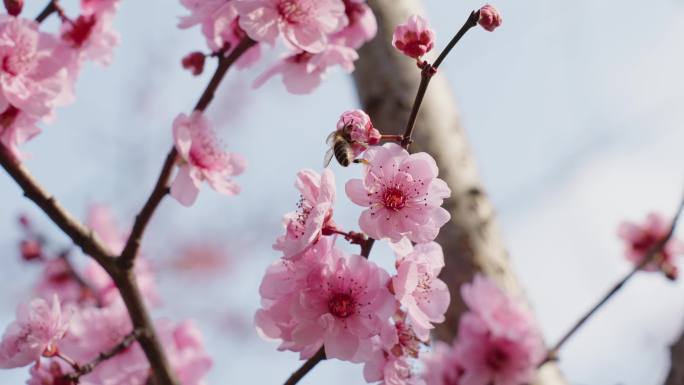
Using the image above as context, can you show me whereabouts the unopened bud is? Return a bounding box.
[3,0,23,16]
[20,239,42,261]
[182,51,206,76]
[478,4,502,32]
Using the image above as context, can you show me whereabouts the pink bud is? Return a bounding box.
[478,4,502,32]
[182,52,206,76]
[20,239,42,261]
[3,0,23,16]
[392,15,435,59]
[18,213,31,229]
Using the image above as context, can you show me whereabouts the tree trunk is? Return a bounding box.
[351,1,567,383]
[665,329,684,385]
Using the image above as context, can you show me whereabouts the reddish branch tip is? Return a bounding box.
[478,4,502,32]
[182,52,206,76]
[3,0,23,16]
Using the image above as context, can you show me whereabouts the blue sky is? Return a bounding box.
[1,0,684,384]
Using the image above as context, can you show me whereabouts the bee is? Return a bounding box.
[324,128,355,167]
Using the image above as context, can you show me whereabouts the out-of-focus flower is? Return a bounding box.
[253,44,358,94]
[618,212,684,279]
[0,296,70,369]
[330,0,376,49]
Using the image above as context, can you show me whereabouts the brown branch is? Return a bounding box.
[64,329,142,381]
[0,146,116,269]
[539,191,684,367]
[35,0,66,23]
[283,348,326,385]
[118,36,257,270]
[401,10,479,149]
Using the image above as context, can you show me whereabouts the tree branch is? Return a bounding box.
[540,191,684,366]
[118,36,256,270]
[283,348,326,385]
[0,146,116,269]
[64,329,142,381]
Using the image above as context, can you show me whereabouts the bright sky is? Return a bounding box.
[1,0,683,384]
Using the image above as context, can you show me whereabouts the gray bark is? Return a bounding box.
[351,1,566,383]
[666,329,684,385]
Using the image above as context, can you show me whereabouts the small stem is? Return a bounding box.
[118,36,257,270]
[283,348,326,385]
[35,0,58,23]
[401,10,480,149]
[380,134,404,142]
[361,238,375,258]
[539,191,684,367]
[64,329,142,381]
[54,351,79,371]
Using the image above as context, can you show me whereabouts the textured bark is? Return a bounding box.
[666,329,684,385]
[352,1,567,383]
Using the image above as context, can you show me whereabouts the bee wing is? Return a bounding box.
[325,131,337,146]
[323,148,335,168]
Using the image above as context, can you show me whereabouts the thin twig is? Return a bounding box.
[539,191,684,366]
[65,329,142,381]
[34,0,58,23]
[58,251,103,306]
[283,348,326,385]
[118,36,256,270]
[401,11,480,149]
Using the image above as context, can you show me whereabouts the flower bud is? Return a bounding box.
[182,51,206,76]
[20,239,42,261]
[392,15,435,59]
[478,4,502,32]
[3,0,23,16]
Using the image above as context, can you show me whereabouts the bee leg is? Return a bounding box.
[353,159,370,165]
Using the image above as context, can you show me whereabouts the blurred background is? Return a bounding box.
[1,0,684,384]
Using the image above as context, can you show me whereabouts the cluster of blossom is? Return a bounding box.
[254,109,452,384]
[618,212,684,279]
[0,0,121,160]
[178,0,378,94]
[0,206,212,385]
[419,275,545,385]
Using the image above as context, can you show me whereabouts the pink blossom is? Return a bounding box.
[478,5,502,32]
[618,212,684,279]
[255,237,334,359]
[0,296,70,369]
[273,168,336,260]
[35,258,88,305]
[392,241,450,340]
[182,51,206,76]
[235,0,347,53]
[336,109,380,157]
[290,250,396,360]
[0,105,41,160]
[421,341,464,385]
[161,320,213,385]
[171,111,246,206]
[330,0,377,49]
[364,351,422,385]
[20,238,42,261]
[61,0,121,66]
[178,0,234,31]
[85,203,126,254]
[253,44,358,94]
[392,15,435,59]
[345,143,451,243]
[455,275,544,385]
[0,16,69,119]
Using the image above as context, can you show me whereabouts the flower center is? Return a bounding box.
[485,346,510,371]
[62,15,97,48]
[188,130,227,171]
[382,187,406,211]
[327,293,356,318]
[277,0,314,24]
